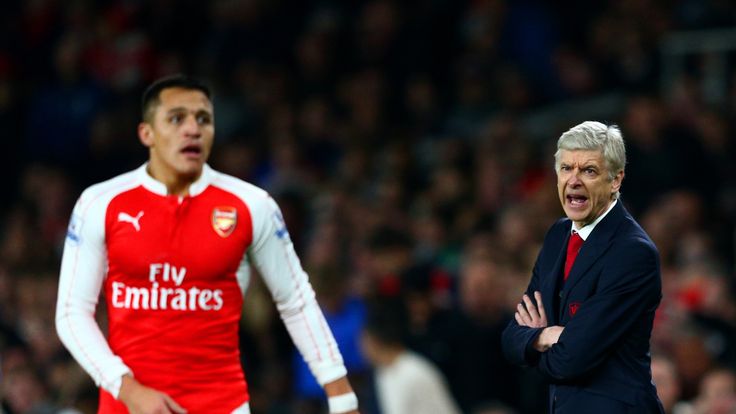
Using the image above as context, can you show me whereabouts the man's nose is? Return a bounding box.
[182,115,202,136]
[568,171,583,186]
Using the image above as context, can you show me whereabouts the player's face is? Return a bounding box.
[139,87,214,183]
[556,149,622,228]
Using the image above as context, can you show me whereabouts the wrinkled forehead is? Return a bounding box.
[558,148,605,165]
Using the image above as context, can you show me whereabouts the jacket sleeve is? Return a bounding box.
[501,254,545,367]
[534,237,661,381]
[55,190,132,398]
[247,195,347,386]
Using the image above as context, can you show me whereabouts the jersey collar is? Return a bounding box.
[136,163,214,197]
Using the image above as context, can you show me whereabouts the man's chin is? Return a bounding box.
[564,209,589,224]
[176,163,205,178]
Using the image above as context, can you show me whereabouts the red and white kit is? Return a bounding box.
[56,164,346,413]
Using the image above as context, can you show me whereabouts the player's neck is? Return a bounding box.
[146,162,200,197]
[166,180,195,197]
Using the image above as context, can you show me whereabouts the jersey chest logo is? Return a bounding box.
[212,206,237,237]
[118,211,144,232]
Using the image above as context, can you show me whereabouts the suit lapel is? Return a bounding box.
[544,225,571,326]
[558,201,628,317]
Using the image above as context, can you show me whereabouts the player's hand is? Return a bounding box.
[515,291,548,328]
[119,375,187,414]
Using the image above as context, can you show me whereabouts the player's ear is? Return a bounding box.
[138,122,154,147]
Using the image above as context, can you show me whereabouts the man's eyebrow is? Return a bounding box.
[164,106,187,114]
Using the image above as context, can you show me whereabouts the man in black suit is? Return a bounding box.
[502,121,665,413]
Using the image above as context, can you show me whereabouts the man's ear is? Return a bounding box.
[138,122,154,147]
[611,170,624,194]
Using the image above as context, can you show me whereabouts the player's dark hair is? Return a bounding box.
[141,74,212,122]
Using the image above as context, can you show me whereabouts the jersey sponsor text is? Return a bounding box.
[110,262,224,311]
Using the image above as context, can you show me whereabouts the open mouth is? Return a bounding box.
[567,194,588,208]
[181,144,202,157]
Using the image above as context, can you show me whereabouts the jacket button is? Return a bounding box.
[559,291,564,298]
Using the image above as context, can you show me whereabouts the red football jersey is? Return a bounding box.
[57,165,346,414]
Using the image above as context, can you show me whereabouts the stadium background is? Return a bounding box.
[0,0,735,413]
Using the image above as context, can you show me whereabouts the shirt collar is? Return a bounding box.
[136,163,214,197]
[571,199,617,241]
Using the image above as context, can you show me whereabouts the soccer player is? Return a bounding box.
[55,75,359,414]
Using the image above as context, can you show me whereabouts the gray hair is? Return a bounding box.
[554,121,626,198]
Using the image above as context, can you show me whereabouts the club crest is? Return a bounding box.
[569,302,581,317]
[212,206,237,237]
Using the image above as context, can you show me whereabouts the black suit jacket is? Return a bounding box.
[502,201,664,413]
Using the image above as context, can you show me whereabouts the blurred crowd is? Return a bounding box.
[1,0,736,413]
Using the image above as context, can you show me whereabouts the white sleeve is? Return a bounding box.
[248,196,347,385]
[55,190,132,398]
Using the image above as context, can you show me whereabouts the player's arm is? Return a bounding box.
[247,196,358,414]
[323,377,359,414]
[56,191,185,413]
[55,192,133,397]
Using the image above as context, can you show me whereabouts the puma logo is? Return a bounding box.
[118,211,144,232]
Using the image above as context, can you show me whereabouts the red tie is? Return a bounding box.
[564,232,584,281]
